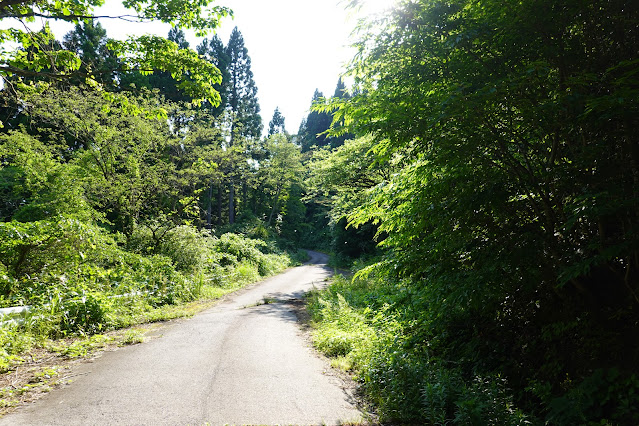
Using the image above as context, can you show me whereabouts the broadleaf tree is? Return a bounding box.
[0,0,232,106]
[315,0,639,422]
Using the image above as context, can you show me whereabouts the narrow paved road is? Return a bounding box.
[1,251,364,425]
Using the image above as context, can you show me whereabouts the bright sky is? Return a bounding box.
[22,0,392,133]
[204,0,358,133]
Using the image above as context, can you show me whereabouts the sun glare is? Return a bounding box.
[358,0,397,17]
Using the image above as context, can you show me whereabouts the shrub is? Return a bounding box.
[257,253,289,276]
[127,225,212,273]
[0,323,34,360]
[310,293,376,359]
[543,369,639,425]
[59,292,112,335]
[452,376,529,425]
[135,254,200,306]
[0,217,109,286]
[0,217,290,358]
[311,294,377,357]
[211,233,289,277]
[228,261,260,285]
[213,233,265,264]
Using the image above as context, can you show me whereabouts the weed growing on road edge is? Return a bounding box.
[0,364,62,411]
[119,329,145,346]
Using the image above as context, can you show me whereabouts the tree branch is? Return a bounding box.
[0,64,70,79]
[0,0,28,12]
[0,11,146,22]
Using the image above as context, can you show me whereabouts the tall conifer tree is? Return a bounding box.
[268,107,286,136]
[197,35,229,117]
[327,78,352,149]
[147,27,192,102]
[62,20,118,87]
[225,27,262,140]
[167,27,190,49]
[224,27,262,223]
[298,89,331,152]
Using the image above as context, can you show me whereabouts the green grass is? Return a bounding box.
[119,329,145,346]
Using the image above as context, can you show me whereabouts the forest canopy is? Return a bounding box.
[0,0,232,105]
[307,0,639,423]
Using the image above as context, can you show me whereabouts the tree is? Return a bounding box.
[0,1,229,31]
[326,78,352,149]
[268,107,286,136]
[0,129,94,223]
[169,109,228,229]
[225,27,262,140]
[137,27,194,103]
[194,36,231,226]
[196,31,262,226]
[308,135,389,225]
[298,89,332,152]
[167,27,189,50]
[320,0,639,421]
[62,20,118,87]
[216,27,262,224]
[197,35,229,117]
[307,135,389,258]
[12,87,215,238]
[261,134,302,226]
[0,0,231,106]
[279,182,306,244]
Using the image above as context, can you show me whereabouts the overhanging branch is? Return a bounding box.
[0,11,147,23]
[0,64,77,79]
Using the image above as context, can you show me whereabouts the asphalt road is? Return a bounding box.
[0,251,364,425]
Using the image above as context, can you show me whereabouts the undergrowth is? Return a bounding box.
[309,269,639,425]
[307,274,530,424]
[0,219,300,379]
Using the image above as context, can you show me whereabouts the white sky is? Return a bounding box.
[205,0,357,133]
[18,0,393,133]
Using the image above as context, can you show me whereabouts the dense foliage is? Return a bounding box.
[0,0,230,106]
[297,80,352,153]
[0,5,309,379]
[0,80,301,317]
[2,0,638,423]
[308,0,639,423]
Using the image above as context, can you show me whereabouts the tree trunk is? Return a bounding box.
[251,187,257,216]
[206,182,213,229]
[229,180,235,224]
[242,181,247,217]
[217,184,222,227]
[267,184,282,226]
